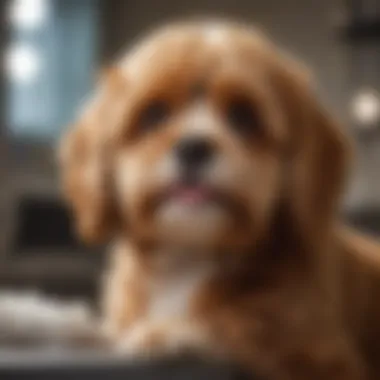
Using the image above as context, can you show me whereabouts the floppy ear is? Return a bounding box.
[59,67,126,244]
[272,55,352,243]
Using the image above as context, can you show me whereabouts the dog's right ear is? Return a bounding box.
[59,67,127,245]
[269,52,352,244]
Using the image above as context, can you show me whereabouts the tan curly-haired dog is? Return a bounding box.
[60,20,380,379]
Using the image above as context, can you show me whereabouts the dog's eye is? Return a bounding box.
[138,100,170,132]
[225,98,260,135]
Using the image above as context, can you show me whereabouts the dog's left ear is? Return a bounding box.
[58,66,127,245]
[271,53,352,242]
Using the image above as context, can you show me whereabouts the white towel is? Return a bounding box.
[0,290,105,348]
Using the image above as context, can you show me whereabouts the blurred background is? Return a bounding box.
[0,0,380,304]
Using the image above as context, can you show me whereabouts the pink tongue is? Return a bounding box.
[174,186,209,205]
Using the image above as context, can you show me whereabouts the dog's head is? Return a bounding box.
[60,21,351,253]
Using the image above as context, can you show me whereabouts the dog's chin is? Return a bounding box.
[151,185,232,248]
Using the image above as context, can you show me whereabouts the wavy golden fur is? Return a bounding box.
[60,20,380,379]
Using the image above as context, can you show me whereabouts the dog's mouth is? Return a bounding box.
[164,183,219,207]
[146,176,229,212]
[140,178,252,239]
[142,175,249,223]
[152,178,243,214]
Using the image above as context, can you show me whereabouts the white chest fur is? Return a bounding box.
[118,256,216,356]
[146,261,213,322]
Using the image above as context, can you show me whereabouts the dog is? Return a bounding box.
[59,19,380,379]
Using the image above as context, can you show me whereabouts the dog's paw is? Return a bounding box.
[115,320,212,360]
[116,321,161,359]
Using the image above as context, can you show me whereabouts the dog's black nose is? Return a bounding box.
[175,138,214,169]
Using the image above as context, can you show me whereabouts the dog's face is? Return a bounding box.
[60,21,351,253]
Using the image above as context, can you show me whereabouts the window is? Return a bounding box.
[5,0,99,141]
